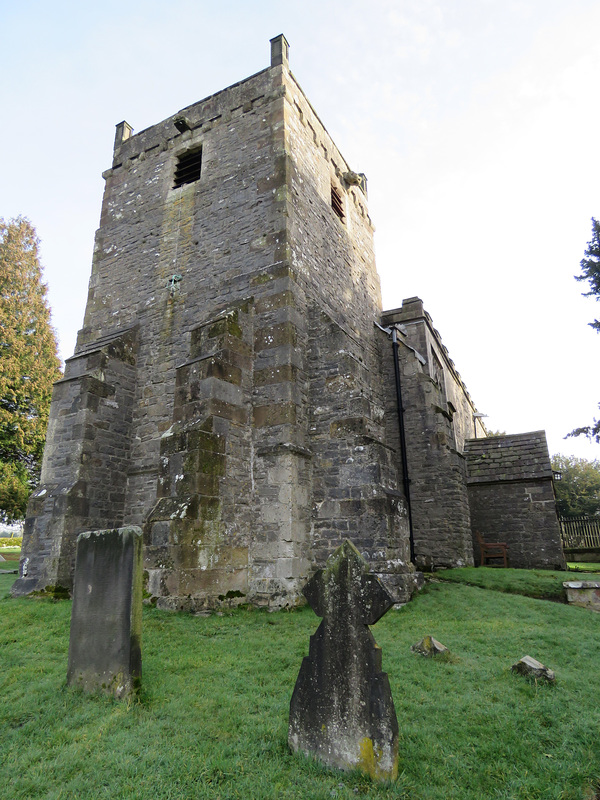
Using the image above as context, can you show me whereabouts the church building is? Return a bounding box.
[12,36,564,609]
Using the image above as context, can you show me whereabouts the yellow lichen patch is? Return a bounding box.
[358,737,398,783]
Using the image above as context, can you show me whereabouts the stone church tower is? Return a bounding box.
[14,35,564,607]
[13,36,416,608]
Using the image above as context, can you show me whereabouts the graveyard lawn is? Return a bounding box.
[435,566,600,601]
[1,572,599,800]
[566,562,600,573]
[0,549,21,560]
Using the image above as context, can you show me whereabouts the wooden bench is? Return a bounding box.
[475,531,508,567]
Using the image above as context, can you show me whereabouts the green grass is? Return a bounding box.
[1,571,600,799]
[0,547,20,571]
[0,548,21,560]
[434,566,600,601]
[567,562,600,573]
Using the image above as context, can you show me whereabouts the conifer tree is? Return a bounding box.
[568,218,600,444]
[0,217,62,521]
[576,217,600,332]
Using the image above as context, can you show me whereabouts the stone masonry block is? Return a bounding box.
[253,402,297,427]
[254,321,298,351]
[255,290,296,315]
[254,364,297,386]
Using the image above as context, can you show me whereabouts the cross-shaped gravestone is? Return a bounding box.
[288,540,398,781]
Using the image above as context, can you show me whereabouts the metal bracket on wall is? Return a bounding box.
[168,274,182,297]
[374,321,426,365]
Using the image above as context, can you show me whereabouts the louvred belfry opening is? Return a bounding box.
[173,148,202,188]
[331,184,345,222]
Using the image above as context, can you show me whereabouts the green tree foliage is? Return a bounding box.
[0,217,61,521]
[568,218,600,443]
[576,217,600,332]
[551,454,600,517]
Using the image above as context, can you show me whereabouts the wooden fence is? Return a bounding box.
[559,516,600,550]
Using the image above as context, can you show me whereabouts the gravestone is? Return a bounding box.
[511,655,555,683]
[289,540,398,781]
[411,635,449,657]
[67,527,142,699]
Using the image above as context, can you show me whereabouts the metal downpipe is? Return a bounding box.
[391,327,415,563]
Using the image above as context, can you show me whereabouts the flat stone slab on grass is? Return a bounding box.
[511,655,555,683]
[563,581,600,612]
[289,540,398,782]
[67,527,142,699]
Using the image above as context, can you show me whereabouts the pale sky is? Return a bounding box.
[1,0,599,461]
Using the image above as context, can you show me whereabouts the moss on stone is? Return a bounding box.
[251,272,273,285]
[208,310,242,340]
[218,589,246,601]
[197,447,226,477]
[30,584,71,600]
[197,496,221,522]
[187,429,225,454]
[358,736,398,782]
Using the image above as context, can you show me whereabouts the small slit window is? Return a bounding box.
[173,148,202,188]
[331,183,345,222]
[430,349,445,391]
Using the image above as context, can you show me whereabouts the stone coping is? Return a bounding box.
[563,581,600,589]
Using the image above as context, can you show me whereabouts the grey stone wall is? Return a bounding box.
[90,64,291,536]
[380,299,478,569]
[13,329,137,595]
[466,432,565,570]
[307,306,412,602]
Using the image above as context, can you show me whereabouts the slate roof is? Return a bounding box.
[464,431,553,484]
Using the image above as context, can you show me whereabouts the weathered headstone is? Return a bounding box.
[289,540,398,781]
[511,655,555,683]
[67,527,142,699]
